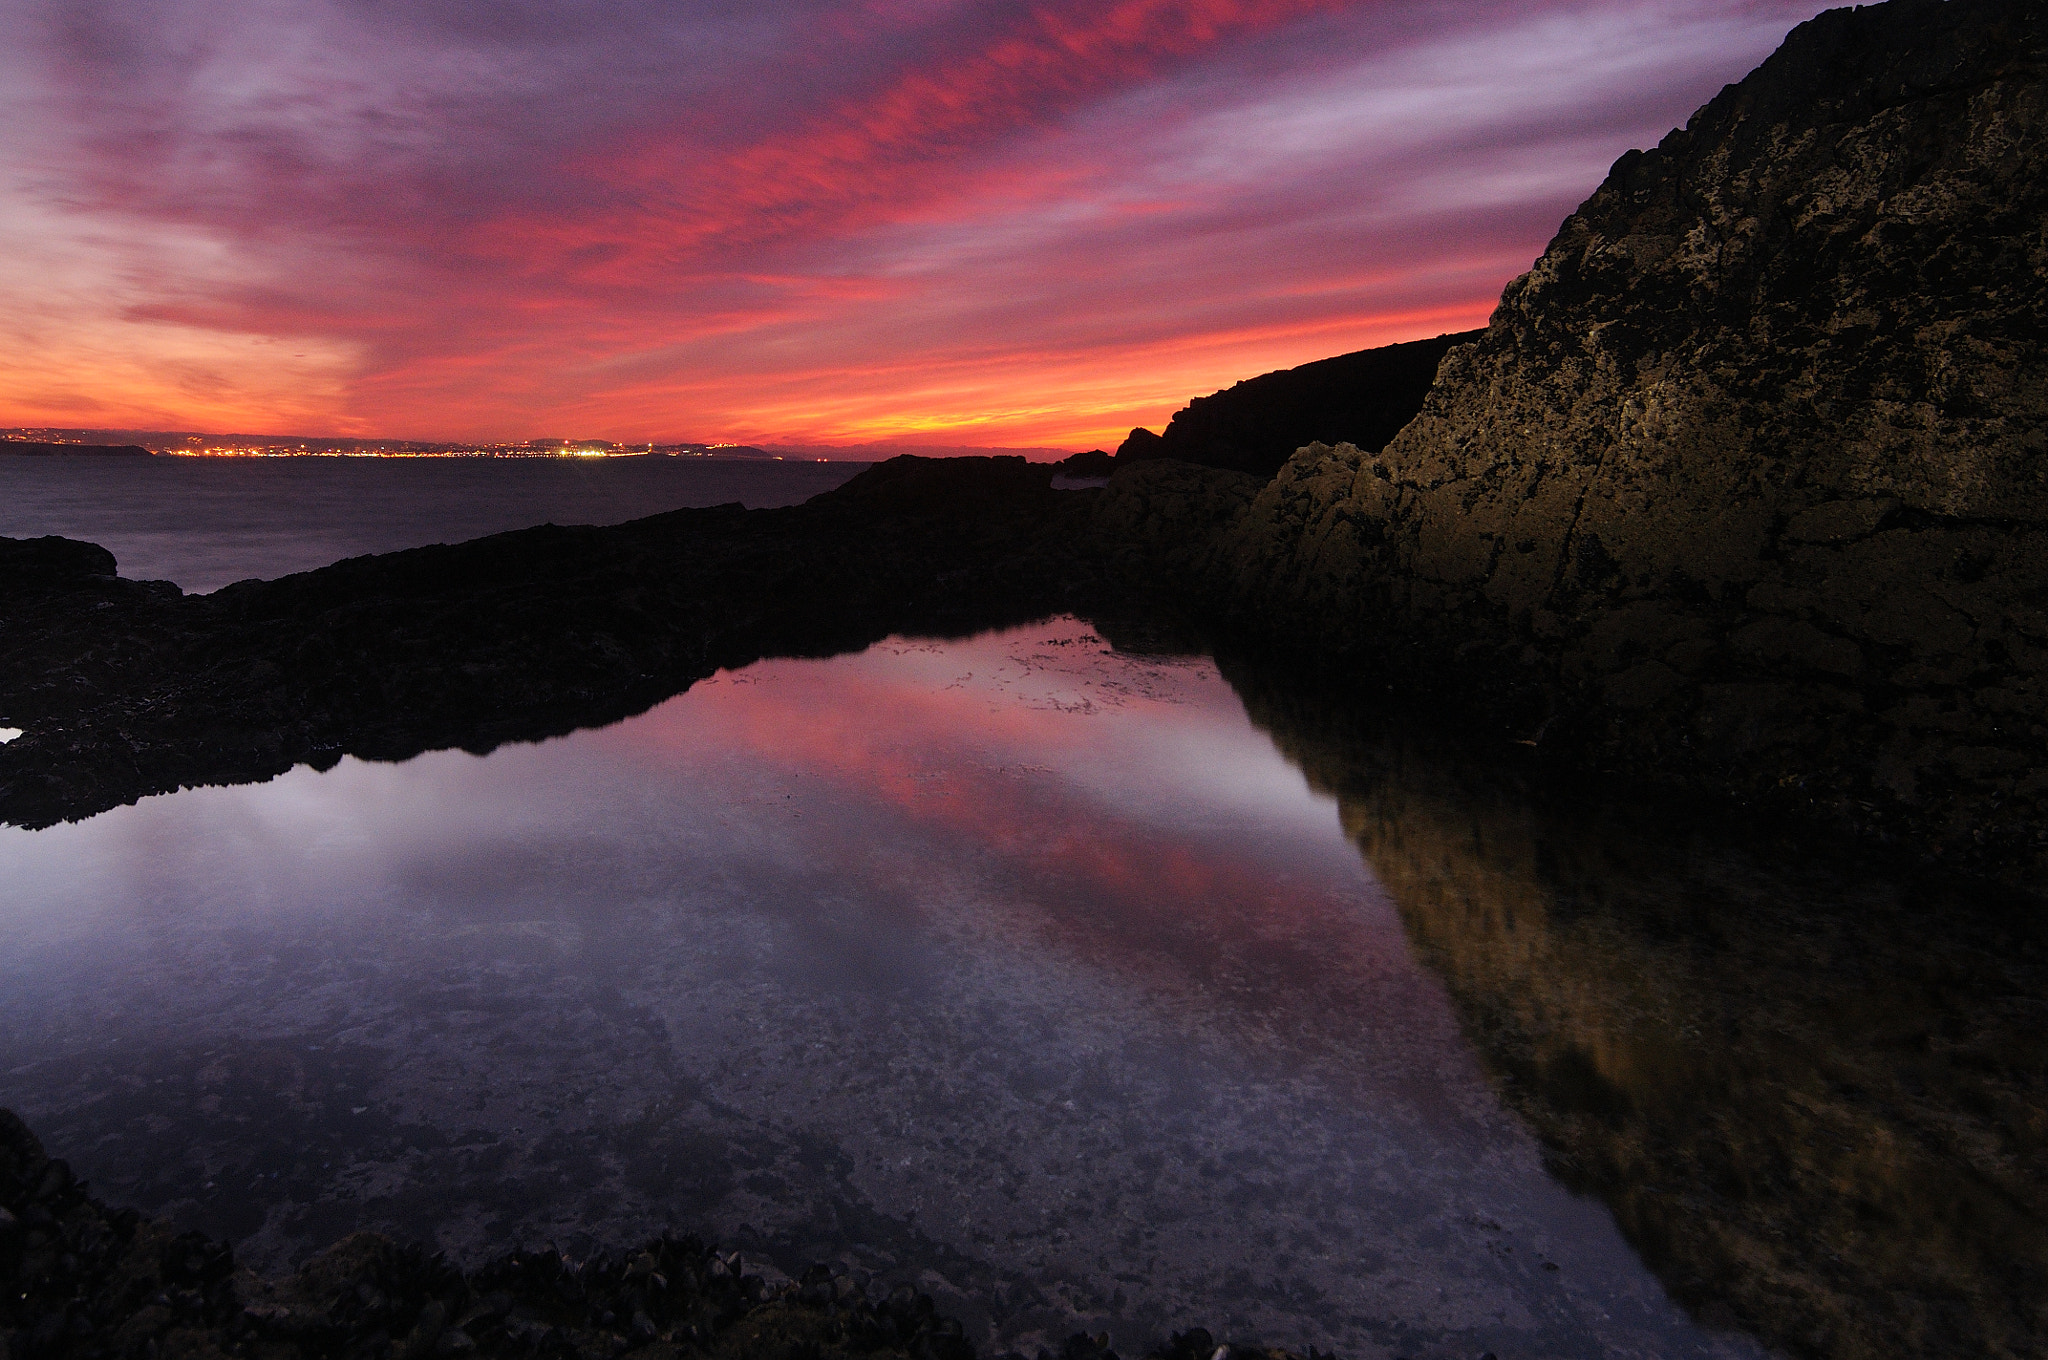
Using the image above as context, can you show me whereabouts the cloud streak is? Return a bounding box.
[1,0,1836,446]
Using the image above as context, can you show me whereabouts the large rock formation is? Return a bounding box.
[1113,331,1480,477]
[1105,0,2048,875]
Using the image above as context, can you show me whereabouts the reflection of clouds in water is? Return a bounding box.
[677,619,1343,845]
[0,618,1761,1360]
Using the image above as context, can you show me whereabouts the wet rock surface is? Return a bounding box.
[1101,0,2048,881]
[5,1105,1287,1360]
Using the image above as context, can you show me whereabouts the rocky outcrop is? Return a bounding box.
[1052,449,1115,478]
[1113,331,1480,478]
[0,537,121,587]
[1104,0,2048,877]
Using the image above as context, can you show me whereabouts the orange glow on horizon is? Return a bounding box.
[0,2,1833,448]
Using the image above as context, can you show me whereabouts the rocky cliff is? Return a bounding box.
[1113,331,1480,477]
[1104,0,2048,876]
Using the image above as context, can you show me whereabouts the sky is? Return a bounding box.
[1,0,1836,451]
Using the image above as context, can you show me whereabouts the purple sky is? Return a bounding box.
[0,0,1835,449]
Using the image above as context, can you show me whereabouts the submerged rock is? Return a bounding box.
[0,1109,1321,1360]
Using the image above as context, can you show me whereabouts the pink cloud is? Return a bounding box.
[1,0,1838,444]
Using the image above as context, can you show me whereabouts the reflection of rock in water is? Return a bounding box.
[1222,657,2048,1360]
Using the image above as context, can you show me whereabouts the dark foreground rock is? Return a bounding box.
[1099,0,2048,882]
[0,1110,1310,1360]
[1112,332,1480,478]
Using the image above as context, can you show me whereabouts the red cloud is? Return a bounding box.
[479,0,1352,284]
[2,1,1837,445]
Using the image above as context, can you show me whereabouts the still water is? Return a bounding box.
[3,464,2042,1360]
[0,457,865,592]
[0,619,1771,1360]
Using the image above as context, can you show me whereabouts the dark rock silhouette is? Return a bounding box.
[0,441,152,457]
[0,536,120,586]
[1099,0,2048,881]
[1112,331,1479,478]
[1053,449,1115,477]
[1115,427,1163,458]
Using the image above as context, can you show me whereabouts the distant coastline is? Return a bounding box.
[1,428,1082,462]
[0,430,798,460]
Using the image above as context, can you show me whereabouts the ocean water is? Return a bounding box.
[0,455,865,592]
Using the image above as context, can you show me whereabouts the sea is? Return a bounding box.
[1,456,2041,1360]
[0,454,866,593]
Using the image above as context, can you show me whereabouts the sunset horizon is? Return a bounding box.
[4,0,1837,450]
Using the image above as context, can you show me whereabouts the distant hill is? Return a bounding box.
[1115,330,1483,478]
[0,441,152,458]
